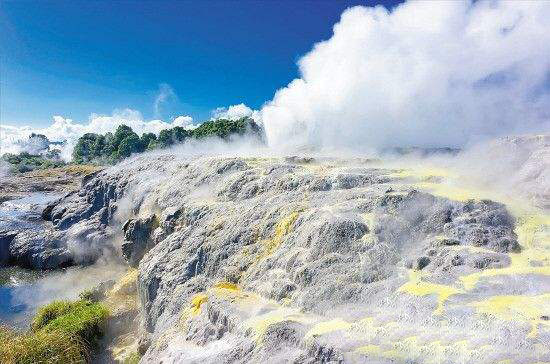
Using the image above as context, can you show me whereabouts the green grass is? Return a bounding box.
[0,299,109,364]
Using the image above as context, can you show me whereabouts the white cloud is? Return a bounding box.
[172,115,196,129]
[260,0,550,151]
[212,103,258,121]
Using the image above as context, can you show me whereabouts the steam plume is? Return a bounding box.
[260,0,550,151]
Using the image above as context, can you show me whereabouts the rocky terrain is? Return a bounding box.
[1,136,549,363]
[0,164,101,203]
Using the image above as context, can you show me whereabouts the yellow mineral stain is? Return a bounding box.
[398,270,462,315]
[190,293,208,316]
[388,166,450,182]
[213,281,239,291]
[357,336,489,364]
[304,318,352,342]
[108,268,139,298]
[471,294,550,338]
[245,309,310,346]
[261,211,300,257]
[356,344,383,355]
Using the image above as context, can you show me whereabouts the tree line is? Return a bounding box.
[72,116,261,164]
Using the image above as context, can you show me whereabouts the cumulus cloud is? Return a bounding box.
[0,109,192,161]
[212,103,258,121]
[172,115,197,130]
[260,0,550,151]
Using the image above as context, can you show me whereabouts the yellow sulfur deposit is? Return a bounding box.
[213,281,239,291]
[190,293,208,316]
[304,318,352,342]
[470,294,550,338]
[261,211,300,257]
[398,270,461,315]
[460,213,550,290]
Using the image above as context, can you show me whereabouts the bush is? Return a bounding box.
[32,300,109,347]
[0,299,109,364]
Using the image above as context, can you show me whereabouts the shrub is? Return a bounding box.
[33,300,109,347]
[0,299,109,364]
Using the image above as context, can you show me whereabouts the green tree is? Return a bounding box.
[102,132,115,158]
[112,125,138,151]
[140,133,157,152]
[117,134,141,159]
[91,135,106,158]
[191,117,259,139]
[72,133,101,163]
[157,129,174,148]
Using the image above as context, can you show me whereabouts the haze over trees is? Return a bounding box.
[72,116,261,164]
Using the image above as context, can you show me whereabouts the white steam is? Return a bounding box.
[260,0,550,151]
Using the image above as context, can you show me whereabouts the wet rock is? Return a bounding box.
[414,256,431,270]
[285,156,315,164]
[121,215,159,267]
[40,201,58,221]
[8,230,73,269]
[0,230,16,266]
[137,336,151,356]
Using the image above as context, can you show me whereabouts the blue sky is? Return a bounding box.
[1,0,402,127]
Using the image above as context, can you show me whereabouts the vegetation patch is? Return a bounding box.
[2,152,65,173]
[0,299,109,364]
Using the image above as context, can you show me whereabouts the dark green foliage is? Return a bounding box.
[1,133,66,173]
[157,129,174,148]
[72,133,105,164]
[71,117,262,165]
[112,125,138,151]
[117,133,142,159]
[191,117,260,139]
[156,126,190,148]
[140,133,157,152]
